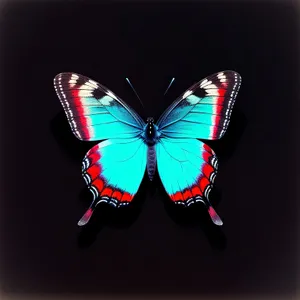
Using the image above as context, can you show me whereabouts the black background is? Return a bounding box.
[0,0,298,297]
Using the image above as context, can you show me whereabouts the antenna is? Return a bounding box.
[164,77,175,95]
[125,78,144,108]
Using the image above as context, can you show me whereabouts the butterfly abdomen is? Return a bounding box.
[147,145,157,181]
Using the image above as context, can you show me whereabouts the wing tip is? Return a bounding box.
[54,72,86,84]
[211,70,242,83]
[77,208,94,226]
[208,206,223,226]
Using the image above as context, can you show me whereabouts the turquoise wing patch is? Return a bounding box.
[79,137,147,226]
[156,137,222,226]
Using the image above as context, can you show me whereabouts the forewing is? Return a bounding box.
[54,72,145,141]
[157,71,241,140]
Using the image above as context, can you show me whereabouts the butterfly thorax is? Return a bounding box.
[143,117,160,146]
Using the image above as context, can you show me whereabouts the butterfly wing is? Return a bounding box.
[156,71,242,225]
[79,137,147,225]
[156,137,222,225]
[54,73,147,226]
[54,72,145,141]
[157,71,241,140]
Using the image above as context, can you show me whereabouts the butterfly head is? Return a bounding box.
[146,117,154,123]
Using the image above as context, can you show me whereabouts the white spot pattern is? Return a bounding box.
[54,73,82,139]
[182,89,193,99]
[218,72,241,137]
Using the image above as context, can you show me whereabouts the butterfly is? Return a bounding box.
[54,71,241,227]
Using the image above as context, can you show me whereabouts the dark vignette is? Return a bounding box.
[0,0,298,298]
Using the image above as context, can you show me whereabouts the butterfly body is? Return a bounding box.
[54,71,242,227]
[141,117,160,181]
